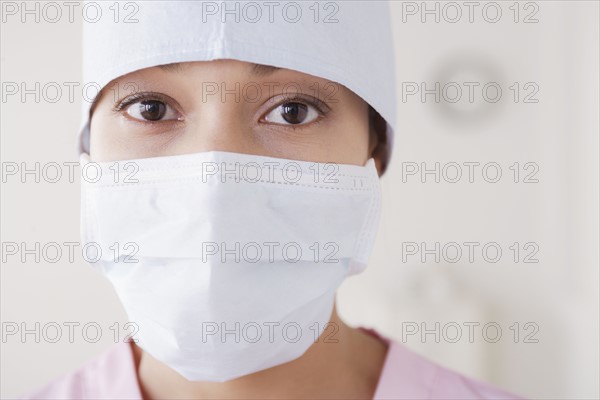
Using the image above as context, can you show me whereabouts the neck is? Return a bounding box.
[132,305,388,399]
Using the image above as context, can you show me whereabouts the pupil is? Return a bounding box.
[282,103,308,124]
[140,100,165,121]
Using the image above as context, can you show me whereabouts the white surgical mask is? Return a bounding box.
[80,150,381,382]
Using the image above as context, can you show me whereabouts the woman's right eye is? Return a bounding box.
[125,99,180,122]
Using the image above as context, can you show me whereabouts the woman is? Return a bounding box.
[23,1,521,398]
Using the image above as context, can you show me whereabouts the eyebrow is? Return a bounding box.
[90,62,284,116]
[158,62,281,76]
[251,63,281,76]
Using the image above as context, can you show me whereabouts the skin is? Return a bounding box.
[89,59,389,399]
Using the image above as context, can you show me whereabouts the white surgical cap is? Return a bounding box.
[80,1,397,171]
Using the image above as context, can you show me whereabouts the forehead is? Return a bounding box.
[157,61,281,77]
[93,59,360,108]
[101,59,349,93]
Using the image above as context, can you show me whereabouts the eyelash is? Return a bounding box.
[112,92,331,129]
[113,92,177,114]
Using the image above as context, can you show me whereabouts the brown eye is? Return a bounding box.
[264,101,319,125]
[281,102,308,124]
[136,100,165,121]
[124,98,180,122]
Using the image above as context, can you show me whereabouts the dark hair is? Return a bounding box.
[369,105,389,174]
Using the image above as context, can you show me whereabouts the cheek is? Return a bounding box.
[332,107,371,163]
[254,115,370,166]
[89,114,127,162]
[89,106,183,162]
[89,112,145,162]
[88,115,108,162]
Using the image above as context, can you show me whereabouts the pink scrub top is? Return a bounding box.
[20,327,522,399]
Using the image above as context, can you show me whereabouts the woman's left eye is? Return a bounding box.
[125,99,180,122]
[263,102,320,125]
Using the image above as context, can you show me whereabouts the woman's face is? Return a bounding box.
[89,59,381,172]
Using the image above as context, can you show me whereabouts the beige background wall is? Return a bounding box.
[1,1,598,399]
